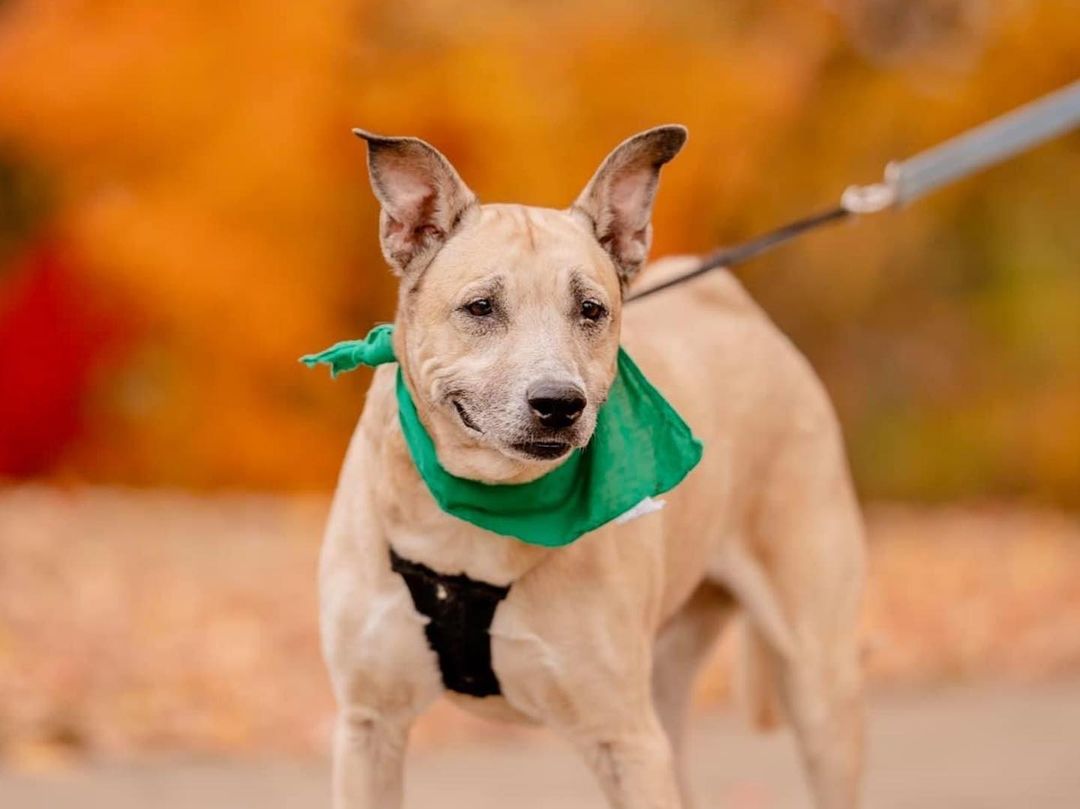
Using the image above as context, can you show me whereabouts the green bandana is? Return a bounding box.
[302,325,702,547]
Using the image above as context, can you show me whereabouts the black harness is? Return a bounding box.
[389,548,510,698]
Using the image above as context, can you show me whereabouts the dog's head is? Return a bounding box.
[357,126,686,482]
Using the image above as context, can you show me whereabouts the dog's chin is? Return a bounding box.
[506,426,592,463]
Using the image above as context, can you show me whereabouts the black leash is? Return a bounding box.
[626,79,1080,304]
[627,204,850,303]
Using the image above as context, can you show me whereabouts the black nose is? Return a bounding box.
[527,380,586,429]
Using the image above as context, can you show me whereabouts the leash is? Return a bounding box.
[628,78,1080,303]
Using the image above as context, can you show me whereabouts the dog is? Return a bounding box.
[319,125,866,809]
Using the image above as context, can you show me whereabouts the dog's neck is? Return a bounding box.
[368,362,553,586]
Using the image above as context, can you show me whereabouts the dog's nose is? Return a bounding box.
[527,380,586,429]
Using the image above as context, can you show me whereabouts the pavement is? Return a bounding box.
[3,680,1080,808]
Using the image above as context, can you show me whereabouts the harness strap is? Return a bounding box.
[389,548,510,698]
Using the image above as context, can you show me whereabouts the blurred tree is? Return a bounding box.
[0,242,126,476]
[0,0,1077,503]
[0,151,49,269]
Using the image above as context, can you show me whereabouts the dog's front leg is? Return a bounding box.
[321,542,441,809]
[571,715,683,809]
[494,558,684,808]
[502,645,684,809]
[331,706,412,809]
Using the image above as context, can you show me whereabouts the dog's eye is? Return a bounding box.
[580,299,606,322]
[464,298,494,317]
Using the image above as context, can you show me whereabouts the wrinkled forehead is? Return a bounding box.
[420,204,621,303]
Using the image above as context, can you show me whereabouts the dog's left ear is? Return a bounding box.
[571,125,687,286]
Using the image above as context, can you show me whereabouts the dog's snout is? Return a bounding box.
[527,380,586,429]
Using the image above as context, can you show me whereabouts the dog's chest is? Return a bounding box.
[376,479,553,703]
[381,548,581,723]
[377,464,549,584]
[369,441,662,718]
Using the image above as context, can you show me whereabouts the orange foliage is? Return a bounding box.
[0,0,1077,499]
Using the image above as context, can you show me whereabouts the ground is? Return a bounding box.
[3,488,1080,763]
[3,680,1080,808]
[3,487,1080,805]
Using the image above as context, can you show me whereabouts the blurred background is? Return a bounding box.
[1,0,1078,806]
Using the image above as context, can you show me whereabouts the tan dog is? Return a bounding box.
[320,126,866,809]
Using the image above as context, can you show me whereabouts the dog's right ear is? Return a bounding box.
[354,130,477,276]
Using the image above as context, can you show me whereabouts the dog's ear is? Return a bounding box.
[571,125,687,286]
[354,129,477,276]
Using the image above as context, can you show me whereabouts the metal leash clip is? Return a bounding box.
[841,163,900,214]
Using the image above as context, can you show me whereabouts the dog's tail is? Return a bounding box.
[735,616,784,731]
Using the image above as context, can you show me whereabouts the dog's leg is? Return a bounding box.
[495,549,695,809]
[747,432,867,809]
[651,582,732,808]
[331,705,414,809]
[321,558,441,809]
[771,639,863,809]
[571,715,684,809]
[499,622,685,808]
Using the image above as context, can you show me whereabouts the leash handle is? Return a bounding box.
[629,79,1080,303]
[890,78,1080,207]
[843,79,1080,213]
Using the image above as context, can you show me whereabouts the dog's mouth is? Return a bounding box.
[452,399,580,461]
[452,400,482,433]
[511,440,572,460]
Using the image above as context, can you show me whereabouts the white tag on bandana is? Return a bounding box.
[613,496,666,525]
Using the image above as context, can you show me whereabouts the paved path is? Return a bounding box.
[3,681,1080,808]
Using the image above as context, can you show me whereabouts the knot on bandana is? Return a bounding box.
[301,324,703,547]
[300,323,396,376]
